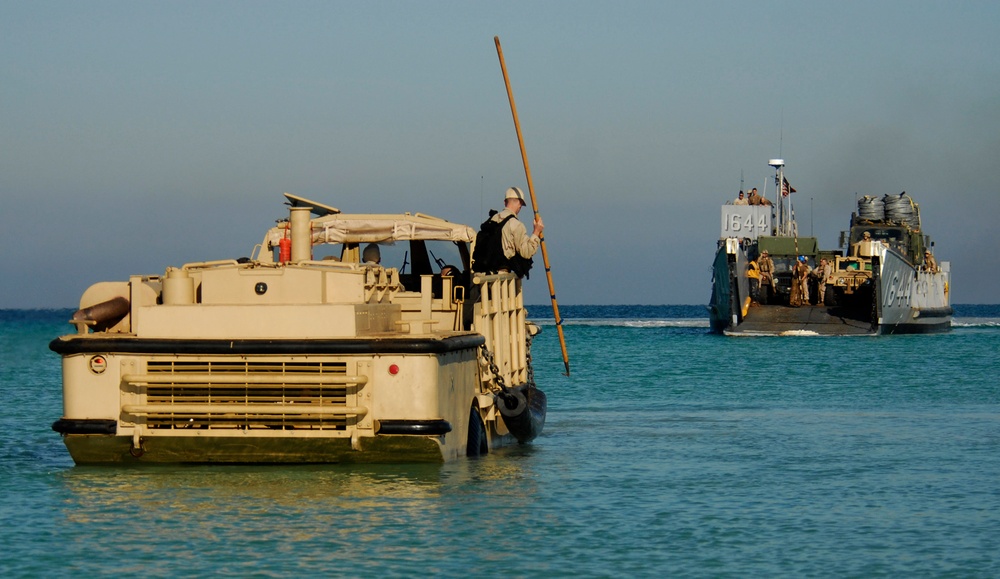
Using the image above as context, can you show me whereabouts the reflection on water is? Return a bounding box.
[57,445,542,515]
[61,463,440,504]
[47,445,545,575]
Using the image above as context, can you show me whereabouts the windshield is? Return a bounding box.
[308,239,467,275]
[857,228,904,243]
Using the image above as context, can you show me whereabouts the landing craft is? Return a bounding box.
[708,160,952,336]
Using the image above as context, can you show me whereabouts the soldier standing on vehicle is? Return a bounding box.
[498,187,543,272]
[851,231,872,256]
[472,187,544,279]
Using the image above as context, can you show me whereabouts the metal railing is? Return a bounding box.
[471,272,528,388]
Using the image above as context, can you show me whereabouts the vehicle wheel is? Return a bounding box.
[824,286,837,306]
[466,406,488,457]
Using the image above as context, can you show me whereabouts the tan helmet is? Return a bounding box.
[504,187,526,205]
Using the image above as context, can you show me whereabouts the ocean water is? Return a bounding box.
[2,305,999,577]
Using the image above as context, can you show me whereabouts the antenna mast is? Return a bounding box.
[768,158,788,236]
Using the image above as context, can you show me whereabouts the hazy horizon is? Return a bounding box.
[3,2,998,308]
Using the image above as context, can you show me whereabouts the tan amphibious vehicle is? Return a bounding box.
[50,194,546,464]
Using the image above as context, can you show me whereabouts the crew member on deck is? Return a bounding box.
[747,258,761,305]
[757,250,774,305]
[734,190,748,205]
[747,187,771,206]
[813,258,832,304]
[790,256,810,307]
[798,256,812,305]
[922,250,938,273]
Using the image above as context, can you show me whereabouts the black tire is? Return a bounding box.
[466,406,488,457]
[824,286,837,307]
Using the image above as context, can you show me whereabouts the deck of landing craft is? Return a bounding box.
[725,304,875,336]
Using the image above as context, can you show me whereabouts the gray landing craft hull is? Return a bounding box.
[709,244,952,336]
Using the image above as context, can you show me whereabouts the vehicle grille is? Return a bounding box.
[123,360,367,431]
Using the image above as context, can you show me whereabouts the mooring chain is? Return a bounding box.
[478,332,537,395]
[478,343,507,394]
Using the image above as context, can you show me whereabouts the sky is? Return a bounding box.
[2,1,998,308]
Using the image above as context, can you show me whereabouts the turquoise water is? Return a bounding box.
[2,306,999,576]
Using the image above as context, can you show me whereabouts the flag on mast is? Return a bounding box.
[781,177,796,197]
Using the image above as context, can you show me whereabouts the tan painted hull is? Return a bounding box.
[51,202,543,464]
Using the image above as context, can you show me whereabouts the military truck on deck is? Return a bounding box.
[825,193,935,307]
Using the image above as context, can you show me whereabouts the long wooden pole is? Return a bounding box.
[494,36,570,376]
